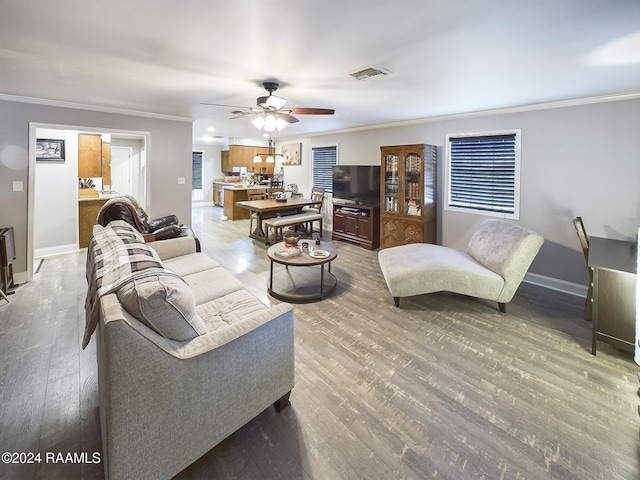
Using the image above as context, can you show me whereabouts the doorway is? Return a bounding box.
[27,123,149,282]
[111,146,133,195]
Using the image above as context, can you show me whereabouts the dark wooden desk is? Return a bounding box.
[588,236,637,355]
[236,198,320,242]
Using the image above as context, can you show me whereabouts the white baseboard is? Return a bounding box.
[13,271,28,285]
[35,243,79,259]
[524,272,587,298]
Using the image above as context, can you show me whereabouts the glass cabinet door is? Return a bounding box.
[382,153,399,213]
[404,151,422,216]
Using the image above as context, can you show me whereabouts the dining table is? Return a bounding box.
[235,197,322,242]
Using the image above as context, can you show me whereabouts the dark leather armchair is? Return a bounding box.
[97,195,200,251]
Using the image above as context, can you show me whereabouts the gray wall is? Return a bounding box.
[0,99,193,278]
[192,143,223,205]
[280,97,640,288]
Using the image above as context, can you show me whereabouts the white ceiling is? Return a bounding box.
[1,0,639,144]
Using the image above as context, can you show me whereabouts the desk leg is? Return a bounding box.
[592,268,598,355]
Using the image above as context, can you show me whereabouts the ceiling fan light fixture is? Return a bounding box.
[252,116,266,130]
[263,114,277,132]
[275,117,288,131]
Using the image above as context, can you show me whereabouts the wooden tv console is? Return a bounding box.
[332,201,380,250]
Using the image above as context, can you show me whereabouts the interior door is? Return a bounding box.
[110,146,132,196]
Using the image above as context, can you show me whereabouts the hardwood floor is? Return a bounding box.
[1,205,638,479]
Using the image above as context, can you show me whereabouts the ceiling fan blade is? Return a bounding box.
[229,112,254,120]
[289,108,335,115]
[277,113,299,124]
[200,102,251,109]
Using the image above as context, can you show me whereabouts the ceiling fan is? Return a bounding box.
[201,81,335,132]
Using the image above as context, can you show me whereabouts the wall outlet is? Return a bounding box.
[177,177,185,185]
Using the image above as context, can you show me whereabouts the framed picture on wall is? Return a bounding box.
[36,139,65,161]
[281,143,301,166]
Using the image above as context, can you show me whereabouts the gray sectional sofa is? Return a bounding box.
[83,220,294,480]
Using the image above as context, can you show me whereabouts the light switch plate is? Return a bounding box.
[178,177,185,185]
[13,181,23,191]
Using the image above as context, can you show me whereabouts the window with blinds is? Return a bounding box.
[445,130,520,219]
[192,151,203,190]
[312,145,337,192]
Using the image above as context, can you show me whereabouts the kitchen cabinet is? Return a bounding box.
[380,144,437,249]
[221,146,273,174]
[78,133,102,178]
[101,142,111,187]
[221,150,230,172]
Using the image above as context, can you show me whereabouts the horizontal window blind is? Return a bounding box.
[448,133,517,215]
[192,151,203,190]
[312,146,337,192]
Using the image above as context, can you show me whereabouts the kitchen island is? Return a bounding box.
[223,185,272,220]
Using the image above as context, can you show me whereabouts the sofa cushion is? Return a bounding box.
[116,274,207,341]
[163,253,220,277]
[196,289,269,331]
[182,268,245,305]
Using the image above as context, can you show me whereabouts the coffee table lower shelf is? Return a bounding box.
[268,265,337,303]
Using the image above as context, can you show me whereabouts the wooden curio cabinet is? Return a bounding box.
[380,144,437,249]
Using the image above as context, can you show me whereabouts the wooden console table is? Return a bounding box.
[332,201,380,250]
[588,236,637,355]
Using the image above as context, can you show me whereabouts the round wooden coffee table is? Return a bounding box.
[266,240,338,302]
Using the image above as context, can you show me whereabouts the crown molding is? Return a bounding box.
[298,91,640,138]
[0,93,194,122]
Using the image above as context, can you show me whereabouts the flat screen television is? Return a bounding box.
[332,165,381,205]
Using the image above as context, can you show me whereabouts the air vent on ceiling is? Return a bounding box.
[349,66,391,81]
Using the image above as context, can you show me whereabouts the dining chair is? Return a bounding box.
[248,191,267,235]
[573,216,592,321]
[300,188,325,235]
[266,187,284,199]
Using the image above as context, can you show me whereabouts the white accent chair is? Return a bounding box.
[378,219,544,312]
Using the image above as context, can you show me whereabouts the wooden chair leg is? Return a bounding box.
[0,288,9,304]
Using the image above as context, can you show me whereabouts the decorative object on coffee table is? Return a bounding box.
[284,232,301,247]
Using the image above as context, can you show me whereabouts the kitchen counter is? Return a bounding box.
[222,185,271,191]
[78,189,122,201]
